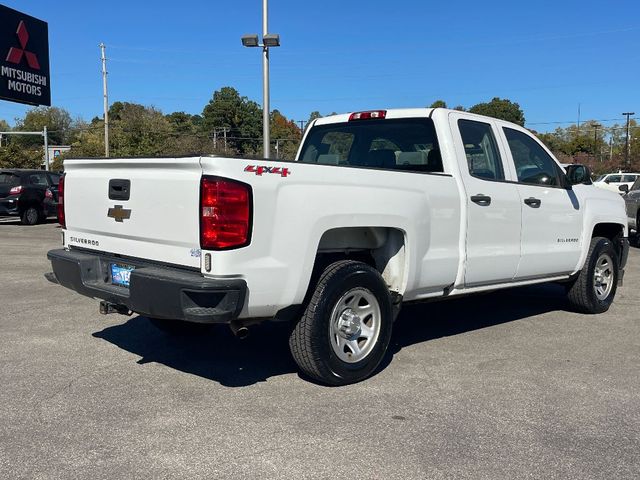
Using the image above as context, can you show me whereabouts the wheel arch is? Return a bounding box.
[312,226,408,295]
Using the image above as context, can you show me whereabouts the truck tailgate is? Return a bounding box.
[63,157,203,269]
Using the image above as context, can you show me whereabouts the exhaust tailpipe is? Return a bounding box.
[229,321,250,339]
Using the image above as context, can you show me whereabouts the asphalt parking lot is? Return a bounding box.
[1,220,639,479]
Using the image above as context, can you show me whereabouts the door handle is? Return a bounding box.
[470,194,492,206]
[524,197,542,208]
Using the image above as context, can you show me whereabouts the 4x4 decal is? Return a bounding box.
[244,165,291,177]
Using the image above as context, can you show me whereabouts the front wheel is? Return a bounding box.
[289,260,394,386]
[567,236,619,314]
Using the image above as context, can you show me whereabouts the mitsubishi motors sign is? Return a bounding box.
[0,5,50,106]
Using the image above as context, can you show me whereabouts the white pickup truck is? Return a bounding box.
[47,108,629,385]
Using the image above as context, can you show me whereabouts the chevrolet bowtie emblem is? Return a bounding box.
[107,205,131,222]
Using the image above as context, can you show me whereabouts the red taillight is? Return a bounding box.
[57,175,65,228]
[348,110,387,121]
[200,176,251,250]
[9,185,22,195]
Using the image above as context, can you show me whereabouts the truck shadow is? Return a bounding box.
[93,282,570,387]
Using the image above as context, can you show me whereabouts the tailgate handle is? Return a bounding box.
[109,179,131,201]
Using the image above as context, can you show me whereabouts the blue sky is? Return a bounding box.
[2,0,639,132]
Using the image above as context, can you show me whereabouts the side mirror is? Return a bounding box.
[565,164,593,186]
[619,184,629,194]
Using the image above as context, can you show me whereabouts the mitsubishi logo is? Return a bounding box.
[107,205,132,223]
[6,20,40,70]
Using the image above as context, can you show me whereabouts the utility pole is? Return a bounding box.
[213,129,218,150]
[297,120,306,133]
[100,43,110,157]
[223,127,228,153]
[43,126,49,171]
[593,124,600,163]
[623,112,635,169]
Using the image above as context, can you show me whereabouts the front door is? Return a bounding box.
[498,125,583,279]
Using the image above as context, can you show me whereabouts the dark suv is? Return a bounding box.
[0,169,61,225]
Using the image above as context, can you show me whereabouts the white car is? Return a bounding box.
[594,172,640,194]
[47,108,629,385]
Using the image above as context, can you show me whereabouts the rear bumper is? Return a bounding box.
[47,248,246,324]
[0,198,19,216]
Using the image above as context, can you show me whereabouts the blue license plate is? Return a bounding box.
[111,263,134,287]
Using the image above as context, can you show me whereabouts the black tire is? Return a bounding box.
[289,260,393,386]
[149,317,213,336]
[567,236,619,314]
[21,206,40,225]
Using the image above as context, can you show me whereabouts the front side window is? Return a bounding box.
[458,120,504,180]
[607,175,622,183]
[29,173,48,186]
[504,128,561,187]
[299,118,442,173]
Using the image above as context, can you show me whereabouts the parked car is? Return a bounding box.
[0,169,61,225]
[593,171,640,194]
[620,177,640,239]
[47,108,628,385]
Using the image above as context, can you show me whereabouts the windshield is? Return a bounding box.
[299,118,443,173]
[595,174,607,182]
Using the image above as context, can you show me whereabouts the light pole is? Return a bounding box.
[623,112,635,169]
[241,0,280,159]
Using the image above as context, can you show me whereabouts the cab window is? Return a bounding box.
[458,120,504,180]
[504,128,561,187]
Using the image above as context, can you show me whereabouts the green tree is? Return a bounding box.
[108,102,172,156]
[0,143,41,168]
[200,87,262,154]
[17,106,73,145]
[469,97,525,126]
[429,100,447,108]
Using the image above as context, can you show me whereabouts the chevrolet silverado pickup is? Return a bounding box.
[47,108,629,385]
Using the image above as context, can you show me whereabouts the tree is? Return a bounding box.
[469,97,525,126]
[108,102,172,157]
[0,142,41,168]
[17,106,73,145]
[200,87,262,154]
[271,110,302,160]
[429,100,447,108]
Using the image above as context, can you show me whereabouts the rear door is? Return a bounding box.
[63,157,203,268]
[498,125,583,279]
[449,112,522,287]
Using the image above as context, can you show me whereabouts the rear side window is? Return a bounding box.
[48,173,61,186]
[504,128,561,187]
[458,120,504,181]
[0,173,20,186]
[299,118,442,173]
[28,173,48,186]
[622,174,638,183]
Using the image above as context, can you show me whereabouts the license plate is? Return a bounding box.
[111,263,135,287]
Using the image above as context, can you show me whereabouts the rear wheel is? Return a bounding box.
[289,260,393,386]
[567,236,619,313]
[149,317,213,336]
[21,206,40,225]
